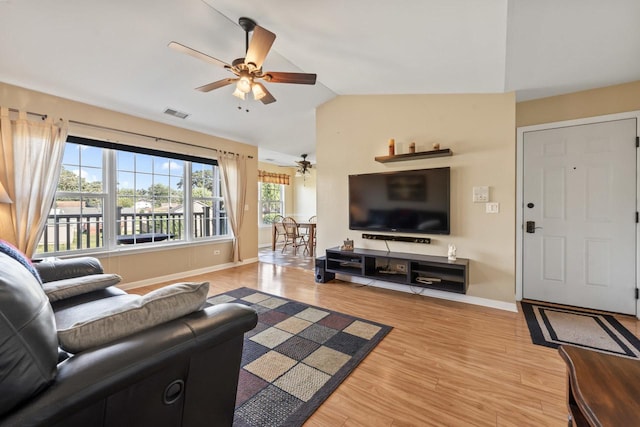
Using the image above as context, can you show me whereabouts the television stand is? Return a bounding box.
[324,247,469,294]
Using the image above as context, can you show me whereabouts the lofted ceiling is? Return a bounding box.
[0,0,638,166]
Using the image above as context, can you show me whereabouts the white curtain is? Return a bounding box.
[0,107,68,256]
[218,152,247,262]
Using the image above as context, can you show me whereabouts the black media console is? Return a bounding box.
[324,247,469,294]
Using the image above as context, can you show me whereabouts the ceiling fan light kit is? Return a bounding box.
[169,17,317,105]
[236,73,253,94]
[252,83,267,101]
[232,87,246,100]
[296,154,312,175]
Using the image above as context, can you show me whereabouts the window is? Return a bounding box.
[37,137,229,255]
[42,143,106,252]
[116,151,185,242]
[189,162,228,238]
[259,183,284,225]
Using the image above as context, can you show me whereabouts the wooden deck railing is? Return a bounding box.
[39,209,227,253]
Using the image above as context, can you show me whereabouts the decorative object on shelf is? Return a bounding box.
[409,142,416,153]
[341,238,354,251]
[432,143,440,150]
[388,138,395,156]
[448,244,457,261]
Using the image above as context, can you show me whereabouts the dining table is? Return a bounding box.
[272,221,316,257]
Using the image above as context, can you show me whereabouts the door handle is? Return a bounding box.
[526,221,535,233]
[525,221,542,233]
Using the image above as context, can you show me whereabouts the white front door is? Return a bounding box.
[522,118,637,314]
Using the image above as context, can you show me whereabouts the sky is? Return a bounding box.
[62,143,184,192]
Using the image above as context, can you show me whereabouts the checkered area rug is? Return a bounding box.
[207,287,392,427]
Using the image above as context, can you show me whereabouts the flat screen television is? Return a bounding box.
[349,167,450,235]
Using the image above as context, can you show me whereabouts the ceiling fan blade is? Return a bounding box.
[244,26,276,69]
[264,72,317,85]
[168,41,231,68]
[195,78,236,92]
[255,82,276,104]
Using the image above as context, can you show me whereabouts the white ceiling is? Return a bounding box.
[0,0,638,166]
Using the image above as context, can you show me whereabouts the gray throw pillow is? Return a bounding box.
[43,273,122,302]
[57,281,209,353]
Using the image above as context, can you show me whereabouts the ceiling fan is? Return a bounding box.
[296,154,312,175]
[168,17,317,105]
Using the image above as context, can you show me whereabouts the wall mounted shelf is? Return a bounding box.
[374,148,452,163]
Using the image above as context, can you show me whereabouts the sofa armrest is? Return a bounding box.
[35,257,104,283]
[0,303,258,427]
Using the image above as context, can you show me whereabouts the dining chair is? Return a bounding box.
[307,215,317,251]
[281,217,308,255]
[273,215,286,247]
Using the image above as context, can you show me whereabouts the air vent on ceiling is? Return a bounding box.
[164,108,189,119]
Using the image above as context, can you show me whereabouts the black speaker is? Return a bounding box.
[362,233,431,244]
[315,257,335,283]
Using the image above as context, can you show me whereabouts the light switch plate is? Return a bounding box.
[473,186,489,203]
[486,202,499,213]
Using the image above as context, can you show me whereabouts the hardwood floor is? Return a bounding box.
[131,262,640,426]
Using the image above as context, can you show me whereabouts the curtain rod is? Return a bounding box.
[7,107,253,159]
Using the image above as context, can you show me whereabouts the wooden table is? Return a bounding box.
[272,222,316,257]
[558,344,640,426]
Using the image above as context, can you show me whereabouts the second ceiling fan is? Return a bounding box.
[169,17,317,105]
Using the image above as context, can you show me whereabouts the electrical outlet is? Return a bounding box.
[396,264,406,272]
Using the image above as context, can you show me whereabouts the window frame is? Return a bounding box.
[258,182,285,226]
[38,136,231,256]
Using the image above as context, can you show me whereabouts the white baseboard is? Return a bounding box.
[334,274,518,313]
[120,259,517,313]
[119,257,259,291]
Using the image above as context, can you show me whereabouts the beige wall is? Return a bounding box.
[0,82,258,284]
[317,93,517,303]
[292,168,317,222]
[517,80,640,127]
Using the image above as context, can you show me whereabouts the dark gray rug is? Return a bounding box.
[521,301,640,358]
[207,287,392,427]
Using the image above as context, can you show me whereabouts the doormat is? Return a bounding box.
[521,301,640,358]
[207,287,392,427]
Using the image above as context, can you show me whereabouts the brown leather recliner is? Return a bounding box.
[0,251,257,427]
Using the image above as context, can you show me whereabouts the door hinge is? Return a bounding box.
[636,212,639,223]
[636,288,639,299]
[636,136,639,148]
